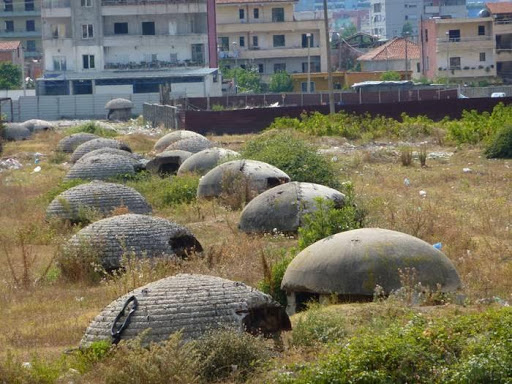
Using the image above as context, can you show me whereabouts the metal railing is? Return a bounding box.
[41,0,70,8]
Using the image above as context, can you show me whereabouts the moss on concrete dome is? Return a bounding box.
[154,130,206,153]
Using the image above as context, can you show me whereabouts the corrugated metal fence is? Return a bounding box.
[0,93,160,122]
[143,103,182,130]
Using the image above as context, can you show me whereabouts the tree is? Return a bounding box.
[0,62,21,90]
[402,22,413,37]
[225,67,262,93]
[269,71,293,93]
[380,71,402,81]
[341,22,357,38]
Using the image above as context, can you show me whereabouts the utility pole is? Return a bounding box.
[307,33,311,93]
[323,0,335,114]
[404,33,409,79]
[232,41,238,94]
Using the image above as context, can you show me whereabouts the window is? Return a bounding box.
[142,22,155,35]
[416,62,420,72]
[53,56,66,71]
[219,36,229,51]
[373,3,381,12]
[239,9,245,20]
[4,0,13,12]
[273,34,285,47]
[26,40,36,52]
[25,0,34,11]
[191,43,204,64]
[82,24,94,39]
[26,20,35,32]
[302,33,313,48]
[272,8,285,22]
[253,8,259,19]
[424,29,428,42]
[301,82,315,92]
[258,63,264,73]
[5,20,13,32]
[479,52,486,62]
[478,25,485,36]
[449,57,460,70]
[448,29,460,42]
[51,24,65,38]
[81,0,92,6]
[83,55,95,69]
[252,35,258,47]
[239,36,245,47]
[170,53,178,63]
[114,22,128,34]
[274,63,286,73]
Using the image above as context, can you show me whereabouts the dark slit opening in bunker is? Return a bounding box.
[295,292,320,312]
[169,235,203,258]
[242,307,291,337]
[159,161,180,175]
[266,177,282,189]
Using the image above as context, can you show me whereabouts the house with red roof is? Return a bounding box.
[0,41,23,66]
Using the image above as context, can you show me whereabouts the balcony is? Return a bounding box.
[0,30,40,38]
[437,66,496,78]
[0,10,41,17]
[25,51,43,58]
[101,0,206,16]
[41,0,71,17]
[104,60,204,71]
[217,19,322,34]
[103,33,206,47]
[496,49,512,62]
[436,35,494,50]
[222,46,321,60]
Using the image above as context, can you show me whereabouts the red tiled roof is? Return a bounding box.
[357,37,420,61]
[216,0,295,4]
[0,41,21,51]
[486,2,512,14]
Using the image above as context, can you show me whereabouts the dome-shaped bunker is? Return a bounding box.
[154,130,206,153]
[71,138,131,163]
[66,214,202,271]
[80,147,146,171]
[239,182,345,234]
[2,123,31,141]
[164,136,212,154]
[281,228,462,314]
[146,150,192,175]
[197,160,290,206]
[177,147,240,176]
[80,273,291,346]
[105,98,134,121]
[64,153,137,181]
[57,133,99,153]
[23,119,53,133]
[47,181,152,223]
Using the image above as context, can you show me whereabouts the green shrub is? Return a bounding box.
[192,329,271,383]
[291,305,347,347]
[484,124,512,159]
[66,121,118,138]
[242,129,340,188]
[298,185,364,250]
[259,249,295,306]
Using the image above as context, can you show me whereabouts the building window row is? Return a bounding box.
[238,7,284,22]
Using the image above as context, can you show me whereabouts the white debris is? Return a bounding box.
[0,158,23,172]
[419,190,427,197]
[463,168,472,173]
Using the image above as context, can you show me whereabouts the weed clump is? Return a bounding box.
[57,238,105,284]
[66,121,117,138]
[291,304,347,347]
[484,124,512,159]
[259,250,294,306]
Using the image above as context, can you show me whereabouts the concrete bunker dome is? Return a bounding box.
[57,133,99,153]
[80,147,146,171]
[164,136,212,154]
[71,138,132,163]
[197,160,291,203]
[2,123,31,141]
[64,153,137,181]
[66,214,203,271]
[177,147,240,176]
[146,150,192,175]
[281,228,462,314]
[105,98,134,121]
[239,182,346,234]
[46,181,152,223]
[154,130,206,153]
[22,119,54,133]
[81,273,291,347]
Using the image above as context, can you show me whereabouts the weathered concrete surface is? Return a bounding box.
[282,228,462,300]
[177,147,240,176]
[105,98,134,121]
[80,273,291,346]
[164,136,212,154]
[80,147,146,171]
[22,119,54,133]
[154,130,206,153]
[146,150,192,175]
[66,214,202,271]
[2,123,31,141]
[65,153,136,181]
[47,181,152,222]
[239,182,345,234]
[57,133,99,153]
[71,138,132,163]
[197,160,290,204]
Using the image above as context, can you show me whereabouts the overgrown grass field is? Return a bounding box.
[0,107,510,383]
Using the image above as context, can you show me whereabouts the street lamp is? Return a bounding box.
[322,0,335,114]
[232,41,238,94]
[445,31,450,86]
[306,33,312,93]
[403,31,410,80]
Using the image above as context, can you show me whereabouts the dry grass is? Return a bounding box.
[0,127,510,376]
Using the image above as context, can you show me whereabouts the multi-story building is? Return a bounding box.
[38,0,221,97]
[216,0,327,81]
[486,2,512,83]
[0,0,42,60]
[420,16,496,81]
[370,0,467,39]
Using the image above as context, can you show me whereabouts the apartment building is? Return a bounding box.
[487,2,512,83]
[216,0,327,81]
[420,16,495,81]
[39,0,221,97]
[370,0,467,39]
[0,0,42,60]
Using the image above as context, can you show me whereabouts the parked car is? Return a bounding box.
[491,92,506,98]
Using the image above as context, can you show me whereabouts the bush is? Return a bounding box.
[291,305,347,347]
[259,250,294,306]
[298,186,364,250]
[192,329,271,383]
[57,238,105,284]
[380,71,401,81]
[269,71,294,93]
[66,121,118,138]
[484,124,512,159]
[242,129,339,188]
